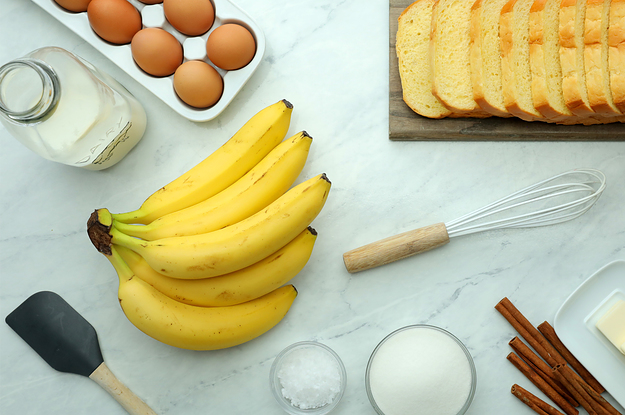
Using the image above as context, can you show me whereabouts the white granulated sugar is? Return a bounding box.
[277,346,341,410]
[368,328,472,415]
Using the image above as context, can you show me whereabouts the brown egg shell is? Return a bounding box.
[163,0,215,37]
[53,0,93,13]
[206,22,257,71]
[87,0,142,45]
[131,27,185,77]
[173,60,224,108]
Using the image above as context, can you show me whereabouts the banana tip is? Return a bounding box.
[307,226,317,236]
[281,99,293,109]
[320,173,331,184]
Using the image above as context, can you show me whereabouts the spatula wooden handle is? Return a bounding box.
[343,222,450,273]
[89,362,158,415]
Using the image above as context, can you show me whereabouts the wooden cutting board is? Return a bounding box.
[389,0,625,141]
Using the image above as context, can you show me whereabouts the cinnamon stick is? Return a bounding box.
[507,352,579,415]
[497,298,566,367]
[558,364,622,415]
[576,378,623,415]
[553,364,604,415]
[510,337,579,407]
[512,384,566,415]
[538,321,605,394]
[496,301,553,363]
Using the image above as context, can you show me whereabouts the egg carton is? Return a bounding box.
[31,0,265,122]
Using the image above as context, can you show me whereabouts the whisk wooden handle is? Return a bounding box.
[343,223,450,273]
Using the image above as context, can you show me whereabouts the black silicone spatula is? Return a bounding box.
[6,291,158,415]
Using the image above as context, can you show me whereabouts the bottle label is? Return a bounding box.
[75,118,133,167]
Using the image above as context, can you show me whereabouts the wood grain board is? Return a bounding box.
[388,0,625,141]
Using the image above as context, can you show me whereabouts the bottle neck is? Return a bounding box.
[0,58,60,123]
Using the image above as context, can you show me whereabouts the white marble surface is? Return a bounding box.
[1,0,624,414]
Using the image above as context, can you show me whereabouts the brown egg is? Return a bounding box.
[163,0,214,36]
[54,0,92,12]
[131,28,184,77]
[173,61,223,108]
[206,24,256,70]
[87,0,142,45]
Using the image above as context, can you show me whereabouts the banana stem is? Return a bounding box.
[110,227,142,253]
[113,220,152,239]
[106,246,135,283]
[112,210,148,225]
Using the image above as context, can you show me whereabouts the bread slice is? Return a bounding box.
[470,0,512,116]
[500,0,545,121]
[431,0,490,115]
[609,0,625,113]
[560,0,596,116]
[529,0,574,120]
[396,0,453,118]
[585,0,623,115]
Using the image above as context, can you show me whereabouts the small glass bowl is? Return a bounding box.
[270,341,347,415]
[365,325,477,415]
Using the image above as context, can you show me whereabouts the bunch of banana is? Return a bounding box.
[87,100,332,351]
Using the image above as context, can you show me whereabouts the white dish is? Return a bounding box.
[31,0,265,122]
[554,260,625,408]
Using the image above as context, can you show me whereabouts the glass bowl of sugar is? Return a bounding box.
[365,325,477,415]
[270,341,347,415]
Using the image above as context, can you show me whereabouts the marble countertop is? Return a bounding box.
[1,0,624,414]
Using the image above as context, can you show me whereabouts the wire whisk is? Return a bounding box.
[343,169,606,273]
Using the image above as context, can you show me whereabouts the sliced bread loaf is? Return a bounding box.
[396,0,452,118]
[470,0,511,117]
[584,0,623,115]
[609,0,625,113]
[560,0,596,115]
[529,0,574,120]
[431,0,490,115]
[500,0,545,121]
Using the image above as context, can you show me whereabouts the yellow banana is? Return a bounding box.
[113,227,317,306]
[105,246,298,350]
[107,173,331,279]
[113,131,312,240]
[113,99,293,225]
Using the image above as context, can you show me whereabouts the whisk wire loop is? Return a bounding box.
[445,169,606,238]
[448,184,595,229]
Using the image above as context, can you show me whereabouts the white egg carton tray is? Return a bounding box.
[31,0,265,122]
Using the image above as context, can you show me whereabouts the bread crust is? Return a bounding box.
[560,0,596,116]
[500,0,545,121]
[470,0,487,111]
[609,0,625,112]
[584,0,622,115]
[471,0,512,116]
[530,0,557,117]
[530,0,574,120]
[500,0,517,112]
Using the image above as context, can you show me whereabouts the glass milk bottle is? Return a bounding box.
[0,47,147,170]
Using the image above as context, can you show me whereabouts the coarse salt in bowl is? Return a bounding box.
[365,325,477,415]
[270,341,347,415]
